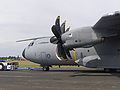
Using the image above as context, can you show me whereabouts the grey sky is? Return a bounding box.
[0,0,119,56]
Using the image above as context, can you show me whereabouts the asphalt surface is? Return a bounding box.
[0,67,120,90]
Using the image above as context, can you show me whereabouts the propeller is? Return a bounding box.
[50,16,72,60]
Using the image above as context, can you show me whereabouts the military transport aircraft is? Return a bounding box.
[17,11,120,71]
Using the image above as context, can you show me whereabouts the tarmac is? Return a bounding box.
[0,67,120,90]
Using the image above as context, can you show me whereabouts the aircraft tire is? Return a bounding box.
[104,68,109,72]
[43,66,49,71]
[0,63,4,71]
[46,66,49,71]
[109,69,117,72]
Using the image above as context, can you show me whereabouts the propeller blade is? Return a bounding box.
[65,49,72,59]
[57,43,67,59]
[55,16,61,35]
[55,16,60,26]
[66,26,70,32]
[61,20,66,34]
[51,25,61,39]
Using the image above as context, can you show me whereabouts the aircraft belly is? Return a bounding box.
[97,55,120,68]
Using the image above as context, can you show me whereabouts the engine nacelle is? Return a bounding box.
[63,38,104,49]
[62,27,104,50]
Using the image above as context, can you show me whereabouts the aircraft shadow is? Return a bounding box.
[69,70,120,77]
[46,69,120,77]
[31,68,120,77]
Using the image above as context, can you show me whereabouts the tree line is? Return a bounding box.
[0,56,20,60]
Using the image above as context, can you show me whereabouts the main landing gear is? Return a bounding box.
[42,66,50,71]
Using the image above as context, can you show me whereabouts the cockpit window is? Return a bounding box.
[28,41,34,46]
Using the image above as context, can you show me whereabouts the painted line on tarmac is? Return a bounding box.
[0,75,32,78]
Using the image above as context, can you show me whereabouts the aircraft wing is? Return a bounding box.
[93,12,120,38]
[16,36,51,42]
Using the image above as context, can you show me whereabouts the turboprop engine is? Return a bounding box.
[50,16,104,60]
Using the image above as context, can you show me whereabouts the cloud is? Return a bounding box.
[0,0,119,56]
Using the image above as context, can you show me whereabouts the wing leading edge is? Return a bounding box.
[16,36,51,42]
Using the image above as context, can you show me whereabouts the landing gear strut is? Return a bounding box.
[42,66,50,71]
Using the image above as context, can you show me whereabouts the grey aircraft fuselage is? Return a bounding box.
[22,27,120,69]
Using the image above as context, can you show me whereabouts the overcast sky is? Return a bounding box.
[0,0,119,57]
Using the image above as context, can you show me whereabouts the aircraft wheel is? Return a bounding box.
[104,68,109,72]
[42,66,49,71]
[109,69,117,72]
[0,63,4,71]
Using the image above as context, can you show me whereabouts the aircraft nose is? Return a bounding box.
[22,49,26,58]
